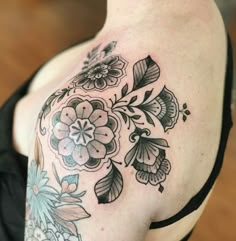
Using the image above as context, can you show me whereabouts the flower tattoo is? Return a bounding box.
[30,40,191,241]
[50,97,120,171]
[125,128,171,192]
[70,41,127,91]
[72,56,127,91]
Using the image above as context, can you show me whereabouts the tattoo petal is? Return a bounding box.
[72,145,90,165]
[83,80,95,90]
[75,100,93,119]
[60,107,77,125]
[58,138,75,156]
[156,86,179,131]
[94,126,114,144]
[94,78,107,89]
[136,171,149,184]
[105,75,119,86]
[136,142,159,166]
[53,122,69,140]
[89,109,108,127]
[87,140,106,159]
[108,68,123,77]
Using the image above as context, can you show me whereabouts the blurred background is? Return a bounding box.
[0,0,235,240]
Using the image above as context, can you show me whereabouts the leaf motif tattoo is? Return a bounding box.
[34,40,191,219]
[136,86,180,131]
[109,55,190,189]
[38,87,74,135]
[133,55,160,91]
[95,161,123,204]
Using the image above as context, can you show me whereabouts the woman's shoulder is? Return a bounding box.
[23,3,230,241]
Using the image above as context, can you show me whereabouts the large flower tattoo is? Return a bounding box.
[72,56,127,91]
[50,97,120,171]
[125,128,171,192]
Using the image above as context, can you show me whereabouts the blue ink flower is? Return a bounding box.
[27,160,58,227]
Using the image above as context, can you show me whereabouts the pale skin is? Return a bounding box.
[13,0,227,240]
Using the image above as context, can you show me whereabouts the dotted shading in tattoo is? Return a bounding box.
[49,96,120,172]
[125,128,171,192]
[36,40,191,208]
[110,55,190,191]
[71,41,128,91]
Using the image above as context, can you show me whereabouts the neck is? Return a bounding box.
[101,0,159,31]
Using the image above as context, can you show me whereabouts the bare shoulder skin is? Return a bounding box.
[12,1,227,240]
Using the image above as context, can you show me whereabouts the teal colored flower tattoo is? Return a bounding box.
[27,160,58,227]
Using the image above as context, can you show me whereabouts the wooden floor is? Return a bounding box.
[0,1,235,240]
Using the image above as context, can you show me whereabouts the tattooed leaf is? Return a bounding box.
[59,196,82,203]
[144,111,155,126]
[143,89,153,102]
[73,190,87,198]
[183,103,187,109]
[88,44,100,59]
[129,95,138,105]
[40,93,58,120]
[52,163,61,185]
[120,112,128,123]
[121,83,129,97]
[34,135,44,169]
[95,163,123,204]
[42,105,51,119]
[127,106,135,113]
[133,56,160,91]
[54,204,90,221]
[53,214,78,236]
[132,115,141,120]
[183,115,187,122]
[185,110,191,115]
[102,41,117,56]
[57,90,68,103]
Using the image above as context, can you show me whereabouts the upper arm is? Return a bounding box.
[24,15,227,241]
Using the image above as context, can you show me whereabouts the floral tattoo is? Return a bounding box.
[71,41,127,91]
[50,97,120,171]
[26,41,191,240]
[25,137,90,241]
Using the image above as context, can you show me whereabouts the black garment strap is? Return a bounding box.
[181,229,194,241]
[150,34,234,229]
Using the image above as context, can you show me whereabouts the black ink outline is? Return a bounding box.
[49,96,121,172]
[71,41,128,91]
[95,160,123,204]
[124,128,171,192]
[35,46,191,207]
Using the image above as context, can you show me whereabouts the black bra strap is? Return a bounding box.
[150,33,234,229]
